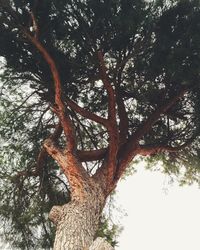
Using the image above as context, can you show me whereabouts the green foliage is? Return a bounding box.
[145,141,200,186]
[0,82,70,249]
[0,0,200,248]
[96,216,122,247]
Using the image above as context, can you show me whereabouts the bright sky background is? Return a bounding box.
[1,164,200,250]
[114,162,200,250]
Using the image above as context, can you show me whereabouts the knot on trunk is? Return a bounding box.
[49,205,63,225]
[89,237,114,250]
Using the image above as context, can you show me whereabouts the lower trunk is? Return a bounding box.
[49,184,111,250]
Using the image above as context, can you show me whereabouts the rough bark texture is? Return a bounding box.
[50,183,108,250]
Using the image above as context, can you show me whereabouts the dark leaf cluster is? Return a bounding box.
[0,0,200,248]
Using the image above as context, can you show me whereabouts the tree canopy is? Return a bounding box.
[0,0,200,249]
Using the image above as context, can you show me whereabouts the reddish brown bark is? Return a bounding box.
[98,51,119,186]
[13,9,190,248]
[66,98,108,127]
[21,14,91,199]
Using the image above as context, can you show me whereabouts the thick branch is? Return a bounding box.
[97,51,116,121]
[23,18,75,152]
[15,123,88,198]
[78,148,107,162]
[114,143,139,183]
[18,13,91,197]
[43,139,65,166]
[115,85,129,144]
[113,88,187,184]
[66,98,108,127]
[138,139,194,156]
[44,138,90,200]
[97,51,119,185]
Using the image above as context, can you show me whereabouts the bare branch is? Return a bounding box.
[49,173,70,193]
[97,51,117,122]
[66,98,108,127]
[30,11,39,38]
[78,148,107,162]
[72,111,99,150]
[11,90,38,112]
[115,85,129,144]
[97,51,119,185]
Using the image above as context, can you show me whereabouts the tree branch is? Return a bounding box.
[44,138,90,199]
[11,90,38,112]
[33,123,63,175]
[97,51,117,122]
[113,87,187,184]
[16,12,91,198]
[138,138,194,156]
[97,51,119,186]
[77,148,107,162]
[115,83,129,144]
[72,110,99,150]
[14,122,63,178]
[66,98,108,127]
[30,11,39,39]
[22,13,76,153]
[131,88,187,142]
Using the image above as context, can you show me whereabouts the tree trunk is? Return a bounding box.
[49,183,112,250]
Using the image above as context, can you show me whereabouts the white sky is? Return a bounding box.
[1,162,200,250]
[115,163,200,250]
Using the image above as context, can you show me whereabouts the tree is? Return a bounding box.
[0,0,200,249]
